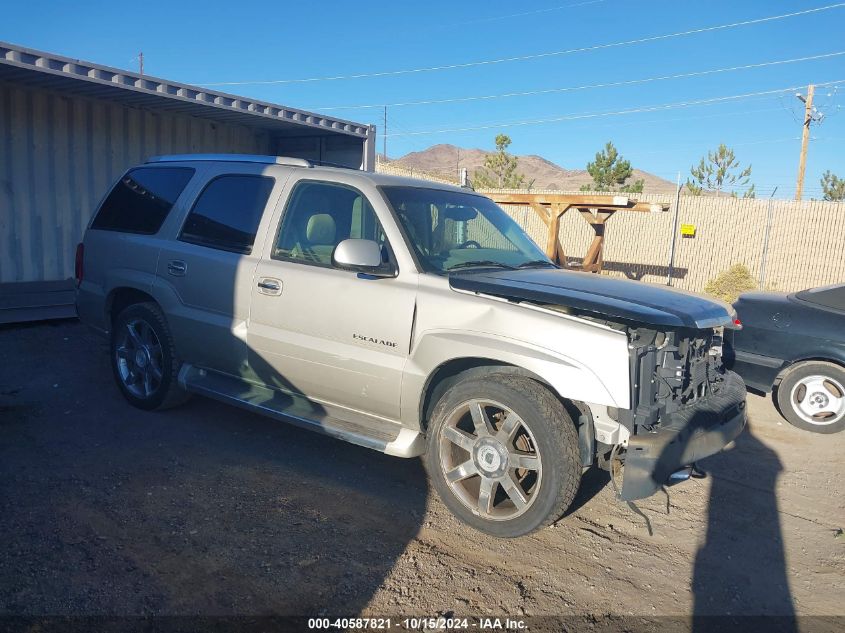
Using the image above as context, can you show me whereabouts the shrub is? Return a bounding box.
[703,264,757,304]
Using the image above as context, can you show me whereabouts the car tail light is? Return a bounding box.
[74,243,84,286]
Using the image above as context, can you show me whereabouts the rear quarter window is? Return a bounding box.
[179,174,275,254]
[796,284,845,312]
[91,167,194,234]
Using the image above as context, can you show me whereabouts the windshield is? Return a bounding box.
[381,186,552,273]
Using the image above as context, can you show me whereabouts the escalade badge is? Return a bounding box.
[353,333,397,348]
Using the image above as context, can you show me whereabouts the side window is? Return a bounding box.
[91,167,194,234]
[179,175,275,254]
[273,181,387,266]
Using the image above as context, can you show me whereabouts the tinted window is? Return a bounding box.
[180,175,275,254]
[274,181,388,266]
[91,167,194,234]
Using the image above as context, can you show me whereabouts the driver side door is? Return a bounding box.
[247,179,417,421]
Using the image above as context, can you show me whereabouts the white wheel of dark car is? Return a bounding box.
[789,375,845,426]
[776,361,845,434]
[425,374,580,537]
[110,302,189,411]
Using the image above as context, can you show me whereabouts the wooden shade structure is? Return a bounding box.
[489,193,669,273]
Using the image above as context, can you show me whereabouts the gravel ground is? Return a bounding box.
[0,320,843,626]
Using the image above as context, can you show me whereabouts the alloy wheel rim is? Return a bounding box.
[439,399,542,521]
[790,374,845,425]
[115,318,164,399]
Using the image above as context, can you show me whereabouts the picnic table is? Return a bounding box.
[488,193,669,272]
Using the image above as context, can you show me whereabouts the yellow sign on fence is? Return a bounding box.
[681,223,697,237]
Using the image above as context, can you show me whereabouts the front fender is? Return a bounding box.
[400,327,629,428]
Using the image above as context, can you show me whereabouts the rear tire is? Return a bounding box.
[425,374,580,537]
[775,361,845,434]
[110,302,189,411]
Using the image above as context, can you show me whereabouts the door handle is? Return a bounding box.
[167,260,187,276]
[257,277,282,296]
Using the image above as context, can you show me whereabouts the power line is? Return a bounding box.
[385,80,845,137]
[309,51,845,111]
[578,106,788,131]
[202,3,845,86]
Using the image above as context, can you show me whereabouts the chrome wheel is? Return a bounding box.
[438,399,542,521]
[114,318,164,399]
[790,374,845,426]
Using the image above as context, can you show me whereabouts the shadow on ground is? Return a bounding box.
[691,428,796,631]
[0,321,427,616]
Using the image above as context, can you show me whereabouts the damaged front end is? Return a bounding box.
[612,326,747,500]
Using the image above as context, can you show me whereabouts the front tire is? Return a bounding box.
[110,302,188,411]
[425,374,581,537]
[775,361,845,434]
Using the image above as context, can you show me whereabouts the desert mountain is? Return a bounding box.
[391,144,677,195]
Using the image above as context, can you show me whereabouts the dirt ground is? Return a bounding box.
[1,320,843,627]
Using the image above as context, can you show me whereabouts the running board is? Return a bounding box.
[178,365,425,457]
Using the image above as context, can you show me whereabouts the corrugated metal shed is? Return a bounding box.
[0,41,376,321]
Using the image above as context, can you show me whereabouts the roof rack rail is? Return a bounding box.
[146,154,312,167]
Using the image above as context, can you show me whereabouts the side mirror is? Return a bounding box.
[332,239,395,277]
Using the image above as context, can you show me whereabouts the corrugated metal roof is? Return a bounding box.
[0,40,372,138]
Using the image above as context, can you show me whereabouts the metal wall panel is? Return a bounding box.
[0,80,273,283]
[273,133,370,169]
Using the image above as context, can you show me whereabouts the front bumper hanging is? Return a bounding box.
[620,370,747,501]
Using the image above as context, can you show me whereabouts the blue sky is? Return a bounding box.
[4,0,845,196]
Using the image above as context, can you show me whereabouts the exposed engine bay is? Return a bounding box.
[616,326,728,433]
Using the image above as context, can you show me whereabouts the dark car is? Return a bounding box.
[727,283,845,433]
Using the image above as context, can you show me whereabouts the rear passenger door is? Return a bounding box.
[247,179,417,421]
[155,166,287,375]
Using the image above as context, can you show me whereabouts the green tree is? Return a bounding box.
[579,141,644,193]
[686,144,752,196]
[472,134,527,189]
[730,184,756,199]
[820,170,845,201]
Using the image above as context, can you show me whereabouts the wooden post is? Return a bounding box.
[795,84,815,201]
[545,206,571,264]
[545,211,560,261]
[578,209,614,272]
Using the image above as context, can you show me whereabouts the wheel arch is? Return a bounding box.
[418,357,586,434]
[774,356,845,387]
[406,328,625,433]
[106,286,158,327]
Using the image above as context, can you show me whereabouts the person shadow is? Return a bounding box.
[690,428,796,633]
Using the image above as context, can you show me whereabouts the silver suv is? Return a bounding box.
[76,154,746,537]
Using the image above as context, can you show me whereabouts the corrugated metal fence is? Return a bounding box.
[0,80,271,284]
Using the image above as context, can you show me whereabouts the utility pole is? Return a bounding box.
[138,51,144,75]
[795,84,824,200]
[382,106,387,162]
